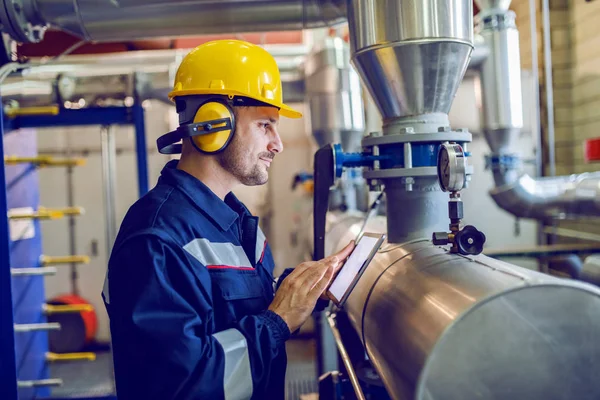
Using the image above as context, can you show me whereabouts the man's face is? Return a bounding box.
[217,106,283,186]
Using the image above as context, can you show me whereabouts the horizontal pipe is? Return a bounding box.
[490,172,600,219]
[22,0,346,42]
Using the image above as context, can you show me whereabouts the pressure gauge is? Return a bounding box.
[437,143,466,192]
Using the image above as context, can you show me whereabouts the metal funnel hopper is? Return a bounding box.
[347,0,474,121]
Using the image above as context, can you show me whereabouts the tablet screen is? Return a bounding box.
[328,234,381,302]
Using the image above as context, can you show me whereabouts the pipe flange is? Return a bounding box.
[0,0,46,43]
[362,130,472,148]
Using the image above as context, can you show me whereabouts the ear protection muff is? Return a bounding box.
[157,98,235,155]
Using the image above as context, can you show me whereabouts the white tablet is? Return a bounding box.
[327,232,386,307]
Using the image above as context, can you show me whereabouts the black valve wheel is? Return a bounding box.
[455,225,486,255]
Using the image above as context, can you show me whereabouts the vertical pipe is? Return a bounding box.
[529,0,542,179]
[529,0,545,249]
[101,126,118,256]
[0,98,18,400]
[542,0,556,177]
[133,103,149,197]
[65,146,79,295]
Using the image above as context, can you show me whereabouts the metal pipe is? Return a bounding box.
[541,0,556,177]
[11,267,57,276]
[4,0,346,43]
[490,172,600,219]
[342,239,600,400]
[14,322,61,332]
[17,378,63,388]
[100,125,118,255]
[326,312,367,400]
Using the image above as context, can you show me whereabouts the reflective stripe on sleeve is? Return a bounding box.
[184,238,253,269]
[213,328,253,400]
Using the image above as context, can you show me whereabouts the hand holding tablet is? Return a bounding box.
[326,233,386,307]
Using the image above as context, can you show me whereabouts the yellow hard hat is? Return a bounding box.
[169,39,302,119]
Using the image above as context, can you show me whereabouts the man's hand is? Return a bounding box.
[268,241,355,332]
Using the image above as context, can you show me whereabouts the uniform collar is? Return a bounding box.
[159,160,240,231]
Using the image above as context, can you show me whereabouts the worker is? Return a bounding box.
[102,39,354,400]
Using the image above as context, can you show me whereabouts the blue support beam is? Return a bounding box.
[3,106,134,130]
[132,104,149,196]
[0,102,19,400]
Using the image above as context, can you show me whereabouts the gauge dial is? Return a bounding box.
[437,143,466,192]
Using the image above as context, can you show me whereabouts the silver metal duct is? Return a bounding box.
[476,1,524,156]
[1,46,307,106]
[490,172,600,219]
[347,0,474,243]
[2,0,346,43]
[342,238,600,400]
[304,36,365,152]
[347,0,473,121]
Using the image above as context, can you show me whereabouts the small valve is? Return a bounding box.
[454,225,486,255]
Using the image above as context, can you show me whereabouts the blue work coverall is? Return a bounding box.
[102,160,291,400]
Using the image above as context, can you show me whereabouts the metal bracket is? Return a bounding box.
[362,130,472,147]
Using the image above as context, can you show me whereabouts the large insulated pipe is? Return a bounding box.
[342,239,600,400]
[1,0,346,43]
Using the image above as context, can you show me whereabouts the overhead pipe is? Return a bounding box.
[476,0,600,220]
[0,0,346,44]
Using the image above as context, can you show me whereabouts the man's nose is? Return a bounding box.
[267,128,283,154]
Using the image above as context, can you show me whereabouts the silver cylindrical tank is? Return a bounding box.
[343,239,600,400]
[476,4,524,155]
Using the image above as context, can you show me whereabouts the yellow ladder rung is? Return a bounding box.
[5,105,60,118]
[4,155,86,167]
[8,207,85,220]
[46,352,96,362]
[8,209,63,220]
[39,206,85,216]
[40,255,91,265]
[43,304,94,315]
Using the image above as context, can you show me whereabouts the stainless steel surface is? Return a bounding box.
[100,126,117,256]
[528,0,543,181]
[385,180,447,243]
[477,11,523,154]
[490,172,600,219]
[17,379,63,388]
[14,322,61,332]
[341,240,600,400]
[305,36,365,152]
[583,255,600,286]
[474,0,512,12]
[347,0,473,120]
[10,267,57,276]
[326,313,366,400]
[15,0,346,42]
[541,0,556,176]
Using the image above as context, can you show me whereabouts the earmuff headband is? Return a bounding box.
[157,117,233,155]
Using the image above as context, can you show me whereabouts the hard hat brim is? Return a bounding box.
[168,89,302,119]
